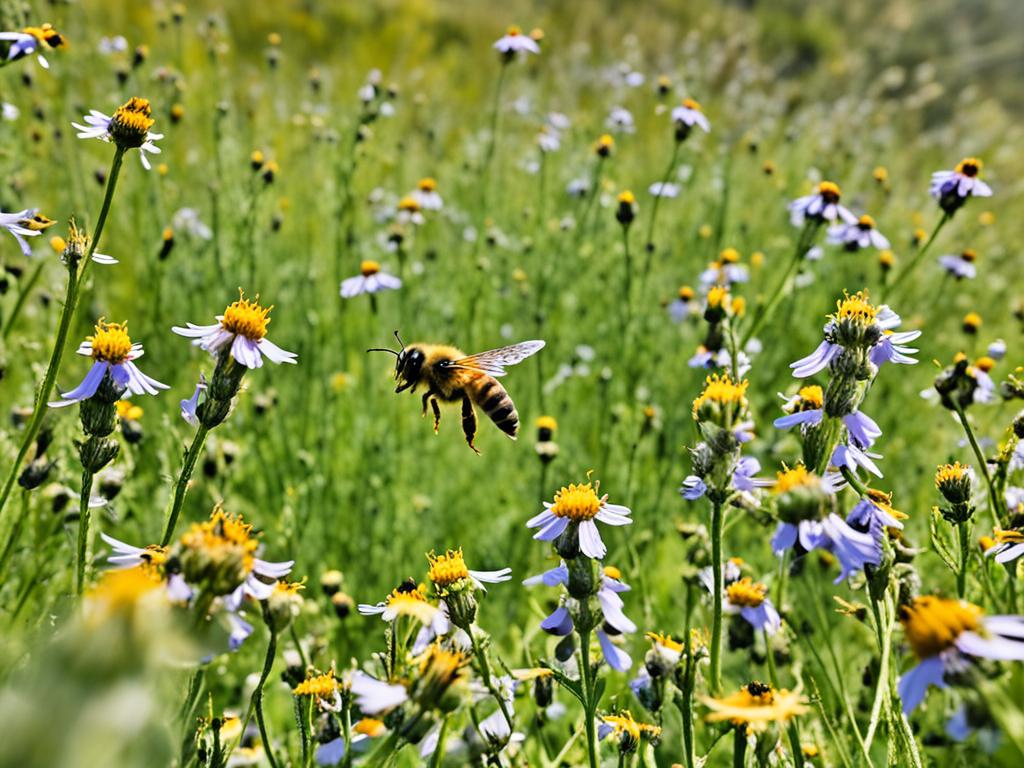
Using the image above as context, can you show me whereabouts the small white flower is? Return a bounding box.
[340,260,402,299]
[172,293,297,369]
[493,26,539,56]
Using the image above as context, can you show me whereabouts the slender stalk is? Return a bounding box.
[957,521,971,599]
[642,140,681,254]
[251,611,282,768]
[0,146,126,522]
[764,630,804,767]
[579,629,599,768]
[161,424,210,546]
[469,627,514,730]
[732,727,746,768]
[710,497,724,694]
[1,257,46,340]
[427,715,450,768]
[952,402,1001,528]
[741,222,817,347]
[886,213,948,301]
[0,489,30,581]
[75,469,95,594]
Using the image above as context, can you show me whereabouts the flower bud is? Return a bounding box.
[320,569,344,596]
[331,592,354,619]
[77,435,120,473]
[936,463,974,506]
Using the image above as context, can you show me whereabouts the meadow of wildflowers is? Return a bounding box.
[0,1,1022,766]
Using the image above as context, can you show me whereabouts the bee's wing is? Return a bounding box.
[445,340,545,377]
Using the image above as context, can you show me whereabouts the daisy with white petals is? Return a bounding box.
[73,97,163,169]
[493,26,540,56]
[172,292,297,369]
[526,475,631,560]
[50,320,168,407]
[340,260,402,299]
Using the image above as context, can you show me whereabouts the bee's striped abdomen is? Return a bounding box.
[473,376,519,438]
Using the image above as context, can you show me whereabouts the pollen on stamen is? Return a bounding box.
[89,319,133,363]
[221,291,272,341]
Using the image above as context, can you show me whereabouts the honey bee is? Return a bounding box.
[369,332,545,453]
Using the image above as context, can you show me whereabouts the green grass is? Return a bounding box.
[0,0,1022,766]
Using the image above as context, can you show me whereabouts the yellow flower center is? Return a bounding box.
[86,566,163,614]
[879,250,895,267]
[935,462,970,487]
[398,196,421,213]
[899,596,982,659]
[772,464,816,494]
[678,285,695,300]
[116,400,144,421]
[682,97,702,111]
[646,631,685,654]
[955,157,982,177]
[833,290,878,325]
[506,25,521,36]
[701,682,809,730]
[293,672,339,698]
[354,718,386,737]
[618,190,636,205]
[550,479,604,522]
[691,373,749,419]
[857,214,876,230]
[726,577,767,607]
[360,259,381,276]
[872,166,888,182]
[536,415,558,431]
[89,320,133,363]
[603,565,622,580]
[818,181,841,203]
[719,247,740,264]
[706,285,730,310]
[181,508,258,574]
[427,549,471,587]
[418,177,437,192]
[221,292,271,340]
[961,248,977,262]
[963,312,982,329]
[796,385,824,411]
[112,97,155,134]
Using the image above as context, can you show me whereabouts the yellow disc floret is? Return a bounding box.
[726,577,767,608]
[899,595,982,659]
[682,97,702,111]
[832,290,878,325]
[360,260,381,276]
[955,157,982,177]
[89,319,133,363]
[550,477,605,522]
[818,181,841,203]
[796,385,823,411]
[692,373,749,420]
[110,97,156,148]
[772,464,817,494]
[427,549,471,588]
[180,507,258,574]
[221,291,271,340]
[702,682,808,731]
[293,671,339,698]
[417,177,437,192]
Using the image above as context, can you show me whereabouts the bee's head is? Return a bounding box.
[395,346,424,392]
[367,331,421,393]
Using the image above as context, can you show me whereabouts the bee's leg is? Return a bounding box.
[421,391,431,416]
[431,397,441,434]
[461,394,480,454]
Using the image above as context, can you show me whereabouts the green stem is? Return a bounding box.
[2,257,46,340]
[765,630,804,767]
[952,402,1001,528]
[886,213,948,302]
[469,627,514,730]
[840,466,872,498]
[0,146,125,523]
[957,520,971,599]
[427,715,450,768]
[733,727,746,768]
[579,629,599,768]
[161,424,210,546]
[741,222,817,347]
[75,469,95,595]
[710,497,724,694]
[251,612,281,768]
[642,139,681,253]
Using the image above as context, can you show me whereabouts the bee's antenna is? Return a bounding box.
[366,347,399,357]
[393,330,406,351]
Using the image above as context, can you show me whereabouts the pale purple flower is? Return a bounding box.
[938,253,977,280]
[172,298,297,369]
[493,27,540,56]
[72,109,163,170]
[827,215,890,251]
[788,183,856,228]
[671,99,711,133]
[49,331,168,408]
[0,208,46,255]
[526,486,631,560]
[340,262,402,299]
